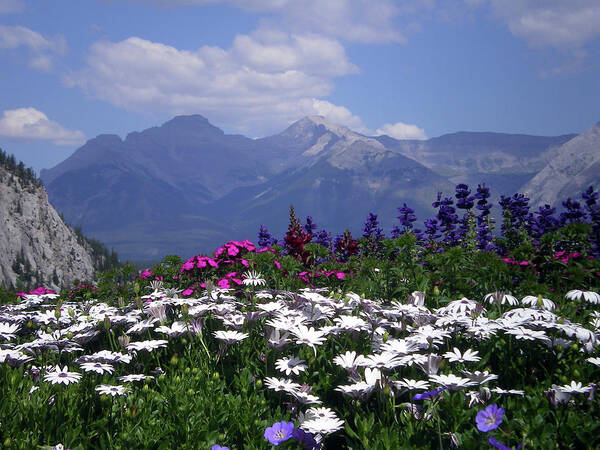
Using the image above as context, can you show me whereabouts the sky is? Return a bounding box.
[1,0,600,172]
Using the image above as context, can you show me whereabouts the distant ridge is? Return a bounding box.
[40,115,586,262]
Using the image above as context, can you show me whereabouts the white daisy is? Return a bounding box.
[558,380,592,394]
[586,357,600,366]
[95,384,129,396]
[521,295,556,310]
[126,339,168,352]
[491,387,525,396]
[291,325,327,355]
[213,330,248,344]
[43,365,82,385]
[300,417,345,435]
[242,270,266,286]
[484,291,519,306]
[264,377,301,394]
[275,356,307,376]
[116,374,155,382]
[0,322,20,340]
[155,321,187,337]
[79,362,114,375]
[443,347,481,363]
[333,351,367,370]
[394,378,430,391]
[566,290,600,304]
[429,373,476,390]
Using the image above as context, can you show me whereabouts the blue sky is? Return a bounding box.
[1,0,599,172]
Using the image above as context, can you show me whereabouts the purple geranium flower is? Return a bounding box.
[489,436,522,450]
[292,428,319,449]
[264,421,295,446]
[413,386,447,401]
[476,403,504,432]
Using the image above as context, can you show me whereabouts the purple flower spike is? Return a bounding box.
[264,420,295,446]
[476,403,504,432]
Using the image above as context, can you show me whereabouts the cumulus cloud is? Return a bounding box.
[0,108,85,146]
[129,0,409,43]
[0,0,24,14]
[0,25,66,71]
[376,122,427,140]
[66,32,361,135]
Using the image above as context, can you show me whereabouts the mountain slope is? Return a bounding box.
[522,122,600,207]
[376,131,575,196]
[0,164,98,290]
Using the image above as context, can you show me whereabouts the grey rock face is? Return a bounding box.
[522,122,600,207]
[0,166,96,290]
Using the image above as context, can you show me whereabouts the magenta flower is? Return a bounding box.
[476,403,504,432]
[181,288,194,297]
[264,421,295,446]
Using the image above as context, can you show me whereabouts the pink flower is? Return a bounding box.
[217,278,231,289]
[274,260,281,269]
[138,270,153,279]
[181,260,195,272]
[335,272,346,280]
[240,259,249,267]
[519,261,530,266]
[182,288,194,296]
[227,246,239,257]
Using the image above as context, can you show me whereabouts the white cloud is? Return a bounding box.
[66,33,360,135]
[0,0,24,14]
[0,108,85,146]
[0,25,66,71]
[129,0,409,43]
[299,99,369,134]
[376,122,427,140]
[490,0,600,49]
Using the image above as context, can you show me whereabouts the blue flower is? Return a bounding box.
[412,386,447,401]
[211,445,229,450]
[476,403,504,432]
[264,420,295,446]
[489,436,522,450]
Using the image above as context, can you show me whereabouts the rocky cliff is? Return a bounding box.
[0,164,98,290]
[522,122,600,207]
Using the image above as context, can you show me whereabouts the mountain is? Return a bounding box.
[522,121,600,207]
[376,131,575,197]
[0,162,98,290]
[222,116,452,236]
[41,115,584,262]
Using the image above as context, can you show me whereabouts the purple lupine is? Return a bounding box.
[397,203,417,233]
[258,225,276,248]
[475,184,493,250]
[304,216,318,237]
[314,229,333,250]
[423,218,441,241]
[433,193,459,245]
[560,198,586,226]
[455,184,474,210]
[499,193,530,236]
[530,204,559,239]
[363,212,385,240]
[362,212,385,255]
[583,186,600,257]
[455,183,475,240]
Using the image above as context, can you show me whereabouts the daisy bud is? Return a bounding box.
[103,317,111,330]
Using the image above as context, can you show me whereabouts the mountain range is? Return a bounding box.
[40,115,597,263]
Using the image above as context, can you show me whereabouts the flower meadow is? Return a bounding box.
[1,185,600,449]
